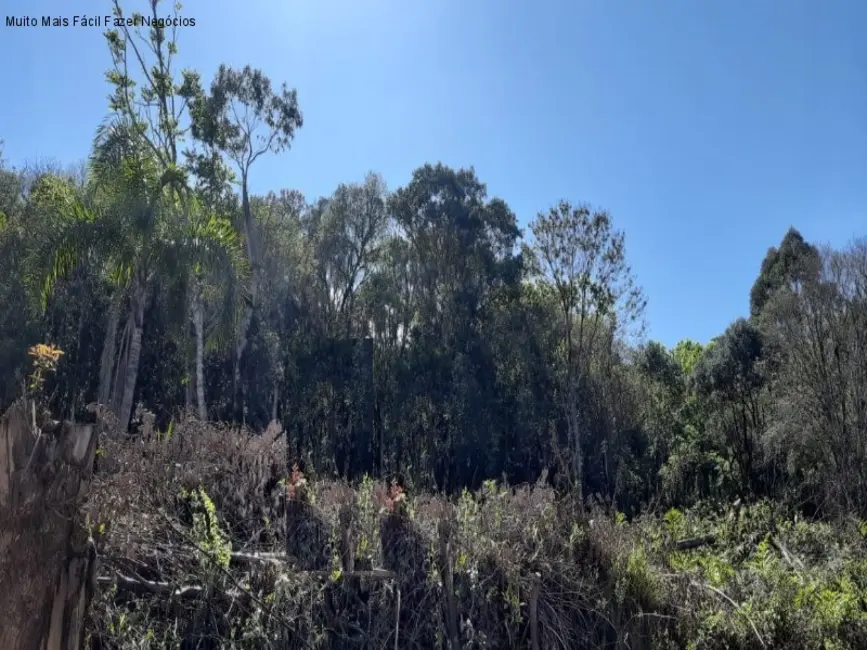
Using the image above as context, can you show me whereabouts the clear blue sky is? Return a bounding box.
[2,0,865,347]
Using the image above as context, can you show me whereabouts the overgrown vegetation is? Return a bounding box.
[1,0,866,647]
[81,422,867,648]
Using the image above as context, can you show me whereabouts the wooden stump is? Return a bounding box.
[0,400,100,650]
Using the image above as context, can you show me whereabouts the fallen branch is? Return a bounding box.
[228,550,286,566]
[98,574,214,600]
[675,535,716,551]
[126,544,286,567]
[305,568,396,580]
[99,566,395,590]
[229,551,397,579]
[109,545,398,580]
[770,536,805,570]
[691,580,765,648]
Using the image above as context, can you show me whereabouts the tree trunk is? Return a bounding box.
[117,284,147,431]
[0,401,99,650]
[109,317,131,418]
[271,382,279,423]
[234,175,259,421]
[192,286,207,421]
[566,326,584,507]
[185,361,194,412]
[568,382,582,499]
[97,293,122,408]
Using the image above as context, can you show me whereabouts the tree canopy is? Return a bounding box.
[1,0,865,520]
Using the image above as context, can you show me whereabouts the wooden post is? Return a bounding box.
[529,572,541,650]
[0,400,100,650]
[438,519,461,650]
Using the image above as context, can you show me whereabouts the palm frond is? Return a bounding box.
[21,175,106,311]
[41,239,78,311]
[106,258,135,288]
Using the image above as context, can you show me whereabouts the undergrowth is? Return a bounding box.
[83,416,867,649]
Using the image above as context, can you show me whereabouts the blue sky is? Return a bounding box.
[1,0,865,347]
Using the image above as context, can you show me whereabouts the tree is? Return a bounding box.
[185,64,303,421]
[0,159,34,407]
[105,0,195,170]
[750,227,821,320]
[234,189,306,425]
[387,163,522,490]
[693,318,769,497]
[80,0,198,429]
[63,0,256,430]
[672,339,704,377]
[89,123,183,431]
[176,196,249,421]
[308,174,389,337]
[761,240,867,513]
[28,126,243,431]
[530,201,645,503]
[638,341,682,388]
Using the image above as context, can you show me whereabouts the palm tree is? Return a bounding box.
[31,119,247,430]
[176,195,250,421]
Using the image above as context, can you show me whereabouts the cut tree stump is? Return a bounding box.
[0,400,99,650]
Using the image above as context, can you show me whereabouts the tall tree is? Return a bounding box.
[387,163,522,489]
[762,240,867,512]
[85,0,198,429]
[530,201,645,503]
[308,174,389,337]
[185,64,303,422]
[176,196,249,421]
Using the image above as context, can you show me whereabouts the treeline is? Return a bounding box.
[1,0,865,518]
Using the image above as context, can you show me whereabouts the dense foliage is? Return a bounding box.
[2,0,866,520]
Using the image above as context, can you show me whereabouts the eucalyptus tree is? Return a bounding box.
[358,235,416,356]
[750,227,821,320]
[184,64,303,420]
[387,163,522,489]
[246,189,307,425]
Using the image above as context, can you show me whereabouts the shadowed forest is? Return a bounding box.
[2,2,867,649]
